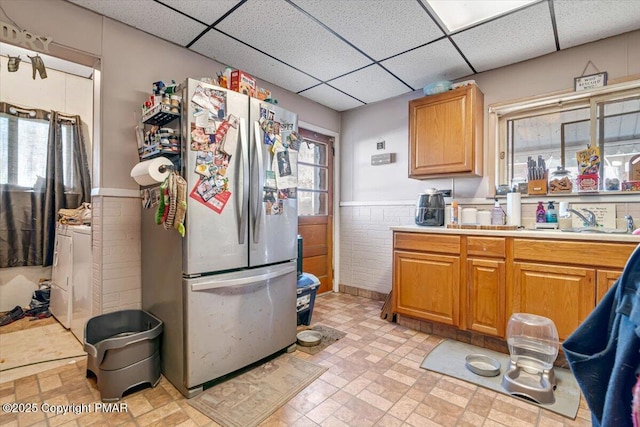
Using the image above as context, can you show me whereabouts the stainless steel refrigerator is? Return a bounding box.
[142,78,299,398]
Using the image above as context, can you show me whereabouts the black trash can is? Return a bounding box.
[297,273,320,326]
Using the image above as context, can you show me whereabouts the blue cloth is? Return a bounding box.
[562,244,640,427]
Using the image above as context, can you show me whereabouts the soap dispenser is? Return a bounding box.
[491,198,505,225]
[546,201,558,223]
[536,202,546,223]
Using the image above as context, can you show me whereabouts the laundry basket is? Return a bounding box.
[84,309,163,402]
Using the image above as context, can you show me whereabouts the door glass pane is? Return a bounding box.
[298,191,327,215]
[298,164,327,191]
[298,140,327,165]
[598,96,640,188]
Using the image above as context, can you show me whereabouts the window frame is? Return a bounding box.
[490,78,640,196]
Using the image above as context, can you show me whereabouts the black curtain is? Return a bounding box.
[0,103,91,268]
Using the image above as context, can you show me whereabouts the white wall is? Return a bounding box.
[0,56,93,311]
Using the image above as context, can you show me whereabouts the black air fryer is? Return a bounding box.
[415,188,445,226]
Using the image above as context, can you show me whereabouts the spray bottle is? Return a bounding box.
[491,198,505,225]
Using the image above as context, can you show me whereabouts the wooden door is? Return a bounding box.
[512,262,595,341]
[297,128,333,294]
[467,258,505,337]
[394,250,460,326]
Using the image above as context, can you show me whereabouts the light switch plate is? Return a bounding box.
[371,153,394,165]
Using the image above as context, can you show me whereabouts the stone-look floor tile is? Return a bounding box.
[487,407,537,427]
[38,373,62,392]
[0,293,591,427]
[405,411,441,426]
[305,397,342,424]
[134,401,181,426]
[388,395,420,421]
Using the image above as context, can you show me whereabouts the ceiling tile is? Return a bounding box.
[328,65,411,104]
[159,0,240,26]
[215,0,371,81]
[68,0,207,46]
[299,84,364,111]
[381,39,472,90]
[554,0,640,49]
[190,30,320,93]
[290,0,444,60]
[452,2,556,73]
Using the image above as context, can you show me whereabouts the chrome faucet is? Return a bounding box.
[567,208,598,227]
[625,215,635,233]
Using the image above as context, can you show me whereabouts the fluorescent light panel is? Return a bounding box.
[427,0,538,32]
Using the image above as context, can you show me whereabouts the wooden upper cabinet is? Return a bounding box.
[408,85,484,178]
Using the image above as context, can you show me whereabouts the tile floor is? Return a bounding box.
[0,292,591,426]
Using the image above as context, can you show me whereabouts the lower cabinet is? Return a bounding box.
[596,269,623,304]
[467,258,505,337]
[394,250,460,326]
[511,262,595,341]
[392,231,636,342]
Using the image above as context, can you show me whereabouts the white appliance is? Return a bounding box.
[142,79,299,398]
[50,224,92,342]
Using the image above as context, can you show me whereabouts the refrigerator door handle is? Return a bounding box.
[238,118,249,244]
[191,264,295,291]
[253,122,264,244]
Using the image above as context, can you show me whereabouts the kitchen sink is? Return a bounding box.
[560,227,628,234]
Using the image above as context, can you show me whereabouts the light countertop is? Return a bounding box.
[391,224,640,243]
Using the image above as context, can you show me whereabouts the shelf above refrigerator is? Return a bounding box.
[142,104,180,126]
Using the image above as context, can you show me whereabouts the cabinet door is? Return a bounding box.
[596,269,622,304]
[512,262,595,341]
[467,258,505,337]
[394,250,460,326]
[408,85,483,178]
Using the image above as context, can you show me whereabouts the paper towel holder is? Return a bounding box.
[158,164,174,173]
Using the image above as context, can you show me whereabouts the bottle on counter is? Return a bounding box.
[536,201,546,223]
[491,198,505,225]
[546,201,558,223]
[451,201,459,225]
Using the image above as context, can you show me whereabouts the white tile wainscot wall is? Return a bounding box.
[91,193,142,315]
[339,202,415,295]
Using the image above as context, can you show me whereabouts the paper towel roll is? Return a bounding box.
[506,192,521,226]
[130,157,173,186]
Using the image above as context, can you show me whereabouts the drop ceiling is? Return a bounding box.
[66,0,640,112]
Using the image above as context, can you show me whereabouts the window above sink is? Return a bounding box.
[491,78,640,197]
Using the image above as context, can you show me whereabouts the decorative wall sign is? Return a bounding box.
[574,72,608,91]
[0,20,53,52]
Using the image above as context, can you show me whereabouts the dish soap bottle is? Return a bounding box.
[491,198,505,225]
[536,202,546,223]
[546,201,558,223]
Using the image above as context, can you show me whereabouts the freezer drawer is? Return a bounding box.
[183,261,297,389]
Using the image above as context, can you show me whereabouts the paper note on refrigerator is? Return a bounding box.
[273,149,297,189]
